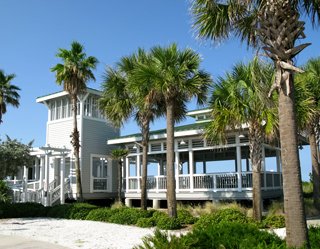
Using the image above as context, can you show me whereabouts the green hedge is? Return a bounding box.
[108,207,152,225]
[136,222,286,249]
[47,203,98,219]
[194,208,250,230]
[0,202,48,218]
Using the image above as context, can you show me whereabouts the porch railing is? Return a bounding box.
[126,172,282,192]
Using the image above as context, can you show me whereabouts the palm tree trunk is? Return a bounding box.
[249,124,263,222]
[71,95,83,201]
[279,76,309,247]
[166,100,177,218]
[117,161,122,202]
[141,120,150,210]
[309,129,320,210]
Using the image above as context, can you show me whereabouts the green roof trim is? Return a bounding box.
[119,121,210,139]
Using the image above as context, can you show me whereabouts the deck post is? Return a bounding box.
[136,148,141,192]
[276,150,281,186]
[40,156,45,189]
[156,162,160,193]
[60,155,65,204]
[45,153,50,206]
[175,140,180,193]
[34,157,39,180]
[236,135,242,192]
[189,142,194,192]
[125,198,132,207]
[262,146,266,189]
[125,157,129,193]
[23,166,28,202]
[153,199,160,209]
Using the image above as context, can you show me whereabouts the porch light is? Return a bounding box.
[239,134,245,138]
[132,144,137,149]
[180,140,186,145]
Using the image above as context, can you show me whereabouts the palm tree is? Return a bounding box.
[51,41,98,201]
[111,148,129,203]
[206,58,276,221]
[0,70,20,124]
[296,58,320,210]
[134,44,212,217]
[99,49,164,210]
[191,1,319,246]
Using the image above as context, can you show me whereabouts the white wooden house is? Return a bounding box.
[9,88,120,205]
[9,89,304,208]
[108,109,285,209]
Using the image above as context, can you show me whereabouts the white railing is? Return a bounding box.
[27,180,40,190]
[126,172,282,193]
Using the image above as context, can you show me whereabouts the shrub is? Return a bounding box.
[267,200,284,215]
[136,222,286,249]
[68,203,98,220]
[136,217,155,228]
[194,208,250,230]
[108,207,151,225]
[190,222,286,249]
[152,210,167,221]
[156,215,181,230]
[0,202,47,218]
[177,208,197,225]
[309,226,320,249]
[86,208,114,222]
[134,229,195,249]
[0,180,11,203]
[47,203,98,220]
[262,214,285,228]
[47,204,72,218]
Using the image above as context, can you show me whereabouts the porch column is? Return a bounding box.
[45,153,50,206]
[125,157,129,193]
[136,149,141,192]
[236,135,242,192]
[34,157,39,180]
[276,150,281,186]
[175,140,180,193]
[156,161,160,193]
[262,146,266,189]
[276,150,281,173]
[60,155,66,204]
[23,166,28,202]
[40,156,45,189]
[189,142,194,192]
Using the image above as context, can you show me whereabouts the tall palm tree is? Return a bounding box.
[296,58,320,210]
[99,49,164,210]
[51,41,98,201]
[134,44,212,217]
[111,148,129,203]
[0,70,20,124]
[206,58,276,221]
[191,1,319,246]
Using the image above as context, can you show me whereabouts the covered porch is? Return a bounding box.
[111,131,283,206]
[6,145,73,206]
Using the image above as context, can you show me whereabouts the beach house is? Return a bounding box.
[9,88,297,207]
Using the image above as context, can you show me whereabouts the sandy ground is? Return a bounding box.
[0,218,188,249]
[0,217,318,249]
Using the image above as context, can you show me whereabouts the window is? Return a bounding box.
[91,156,108,191]
[49,97,80,121]
[84,95,104,119]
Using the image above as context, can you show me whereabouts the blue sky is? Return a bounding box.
[0,1,319,181]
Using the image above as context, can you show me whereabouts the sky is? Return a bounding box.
[0,0,319,181]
